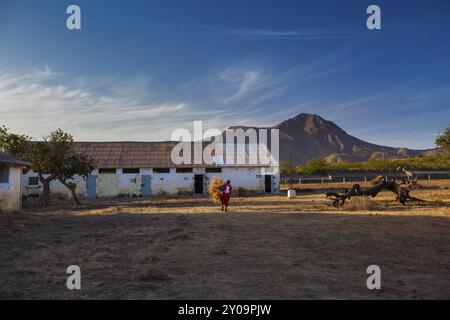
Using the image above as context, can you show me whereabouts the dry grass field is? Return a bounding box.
[1,180,450,299]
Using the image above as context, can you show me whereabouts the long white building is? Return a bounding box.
[22,142,280,199]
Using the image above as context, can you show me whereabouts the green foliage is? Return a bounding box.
[40,129,96,180]
[296,158,328,175]
[0,125,31,157]
[286,156,450,176]
[294,156,450,174]
[0,126,97,205]
[436,125,450,156]
[332,156,449,171]
[279,160,291,174]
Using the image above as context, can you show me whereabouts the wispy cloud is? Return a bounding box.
[0,66,277,141]
[0,67,189,141]
[190,25,376,41]
[215,51,360,108]
[226,29,372,40]
[218,65,266,104]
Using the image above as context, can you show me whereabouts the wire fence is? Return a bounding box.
[281,171,450,185]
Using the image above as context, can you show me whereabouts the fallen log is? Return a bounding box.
[325,178,424,208]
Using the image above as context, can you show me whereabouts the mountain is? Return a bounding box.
[230,113,431,166]
[276,113,431,165]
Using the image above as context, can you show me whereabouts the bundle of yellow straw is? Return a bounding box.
[208,176,224,204]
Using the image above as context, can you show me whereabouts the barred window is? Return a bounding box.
[29,177,39,186]
[123,168,140,174]
[99,168,116,174]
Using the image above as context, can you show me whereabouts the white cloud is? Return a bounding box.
[203,26,373,40]
[215,53,357,108]
[0,55,362,143]
[219,66,265,104]
[0,67,189,141]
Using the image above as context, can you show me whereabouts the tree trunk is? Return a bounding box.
[40,180,50,207]
[325,179,423,207]
[38,173,57,207]
[59,178,81,205]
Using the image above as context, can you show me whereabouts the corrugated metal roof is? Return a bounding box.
[0,151,30,166]
[73,142,275,169]
[73,142,181,169]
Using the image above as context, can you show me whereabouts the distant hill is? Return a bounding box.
[229,113,432,166]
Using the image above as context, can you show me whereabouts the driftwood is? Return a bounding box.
[325,178,424,208]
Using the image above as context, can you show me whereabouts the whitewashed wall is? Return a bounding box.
[117,169,142,196]
[151,168,195,195]
[0,166,23,212]
[205,167,276,192]
[21,166,280,198]
[22,170,86,199]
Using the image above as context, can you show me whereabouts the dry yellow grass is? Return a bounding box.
[1,183,449,299]
[208,176,224,204]
[50,187,447,217]
[343,196,380,211]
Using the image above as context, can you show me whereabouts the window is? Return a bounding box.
[123,168,140,174]
[0,166,9,184]
[29,177,39,186]
[154,168,170,174]
[206,167,222,173]
[99,168,116,174]
[176,168,193,173]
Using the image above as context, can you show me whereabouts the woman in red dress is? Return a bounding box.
[221,180,232,212]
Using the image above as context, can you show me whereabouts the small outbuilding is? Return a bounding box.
[0,151,29,213]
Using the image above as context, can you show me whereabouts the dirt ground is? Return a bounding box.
[1,181,450,299]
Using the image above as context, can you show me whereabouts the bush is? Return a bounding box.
[436,125,450,156]
[297,158,328,175]
[294,156,450,174]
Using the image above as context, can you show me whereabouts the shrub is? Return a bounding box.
[297,158,328,175]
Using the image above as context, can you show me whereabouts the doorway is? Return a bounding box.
[141,175,151,196]
[265,175,272,193]
[86,175,97,198]
[194,175,204,194]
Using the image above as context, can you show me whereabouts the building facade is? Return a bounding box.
[0,152,29,213]
[21,142,280,199]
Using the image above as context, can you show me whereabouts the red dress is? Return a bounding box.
[221,183,232,205]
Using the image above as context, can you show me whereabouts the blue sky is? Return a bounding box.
[0,0,449,148]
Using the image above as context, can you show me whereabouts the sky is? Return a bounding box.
[0,0,449,149]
